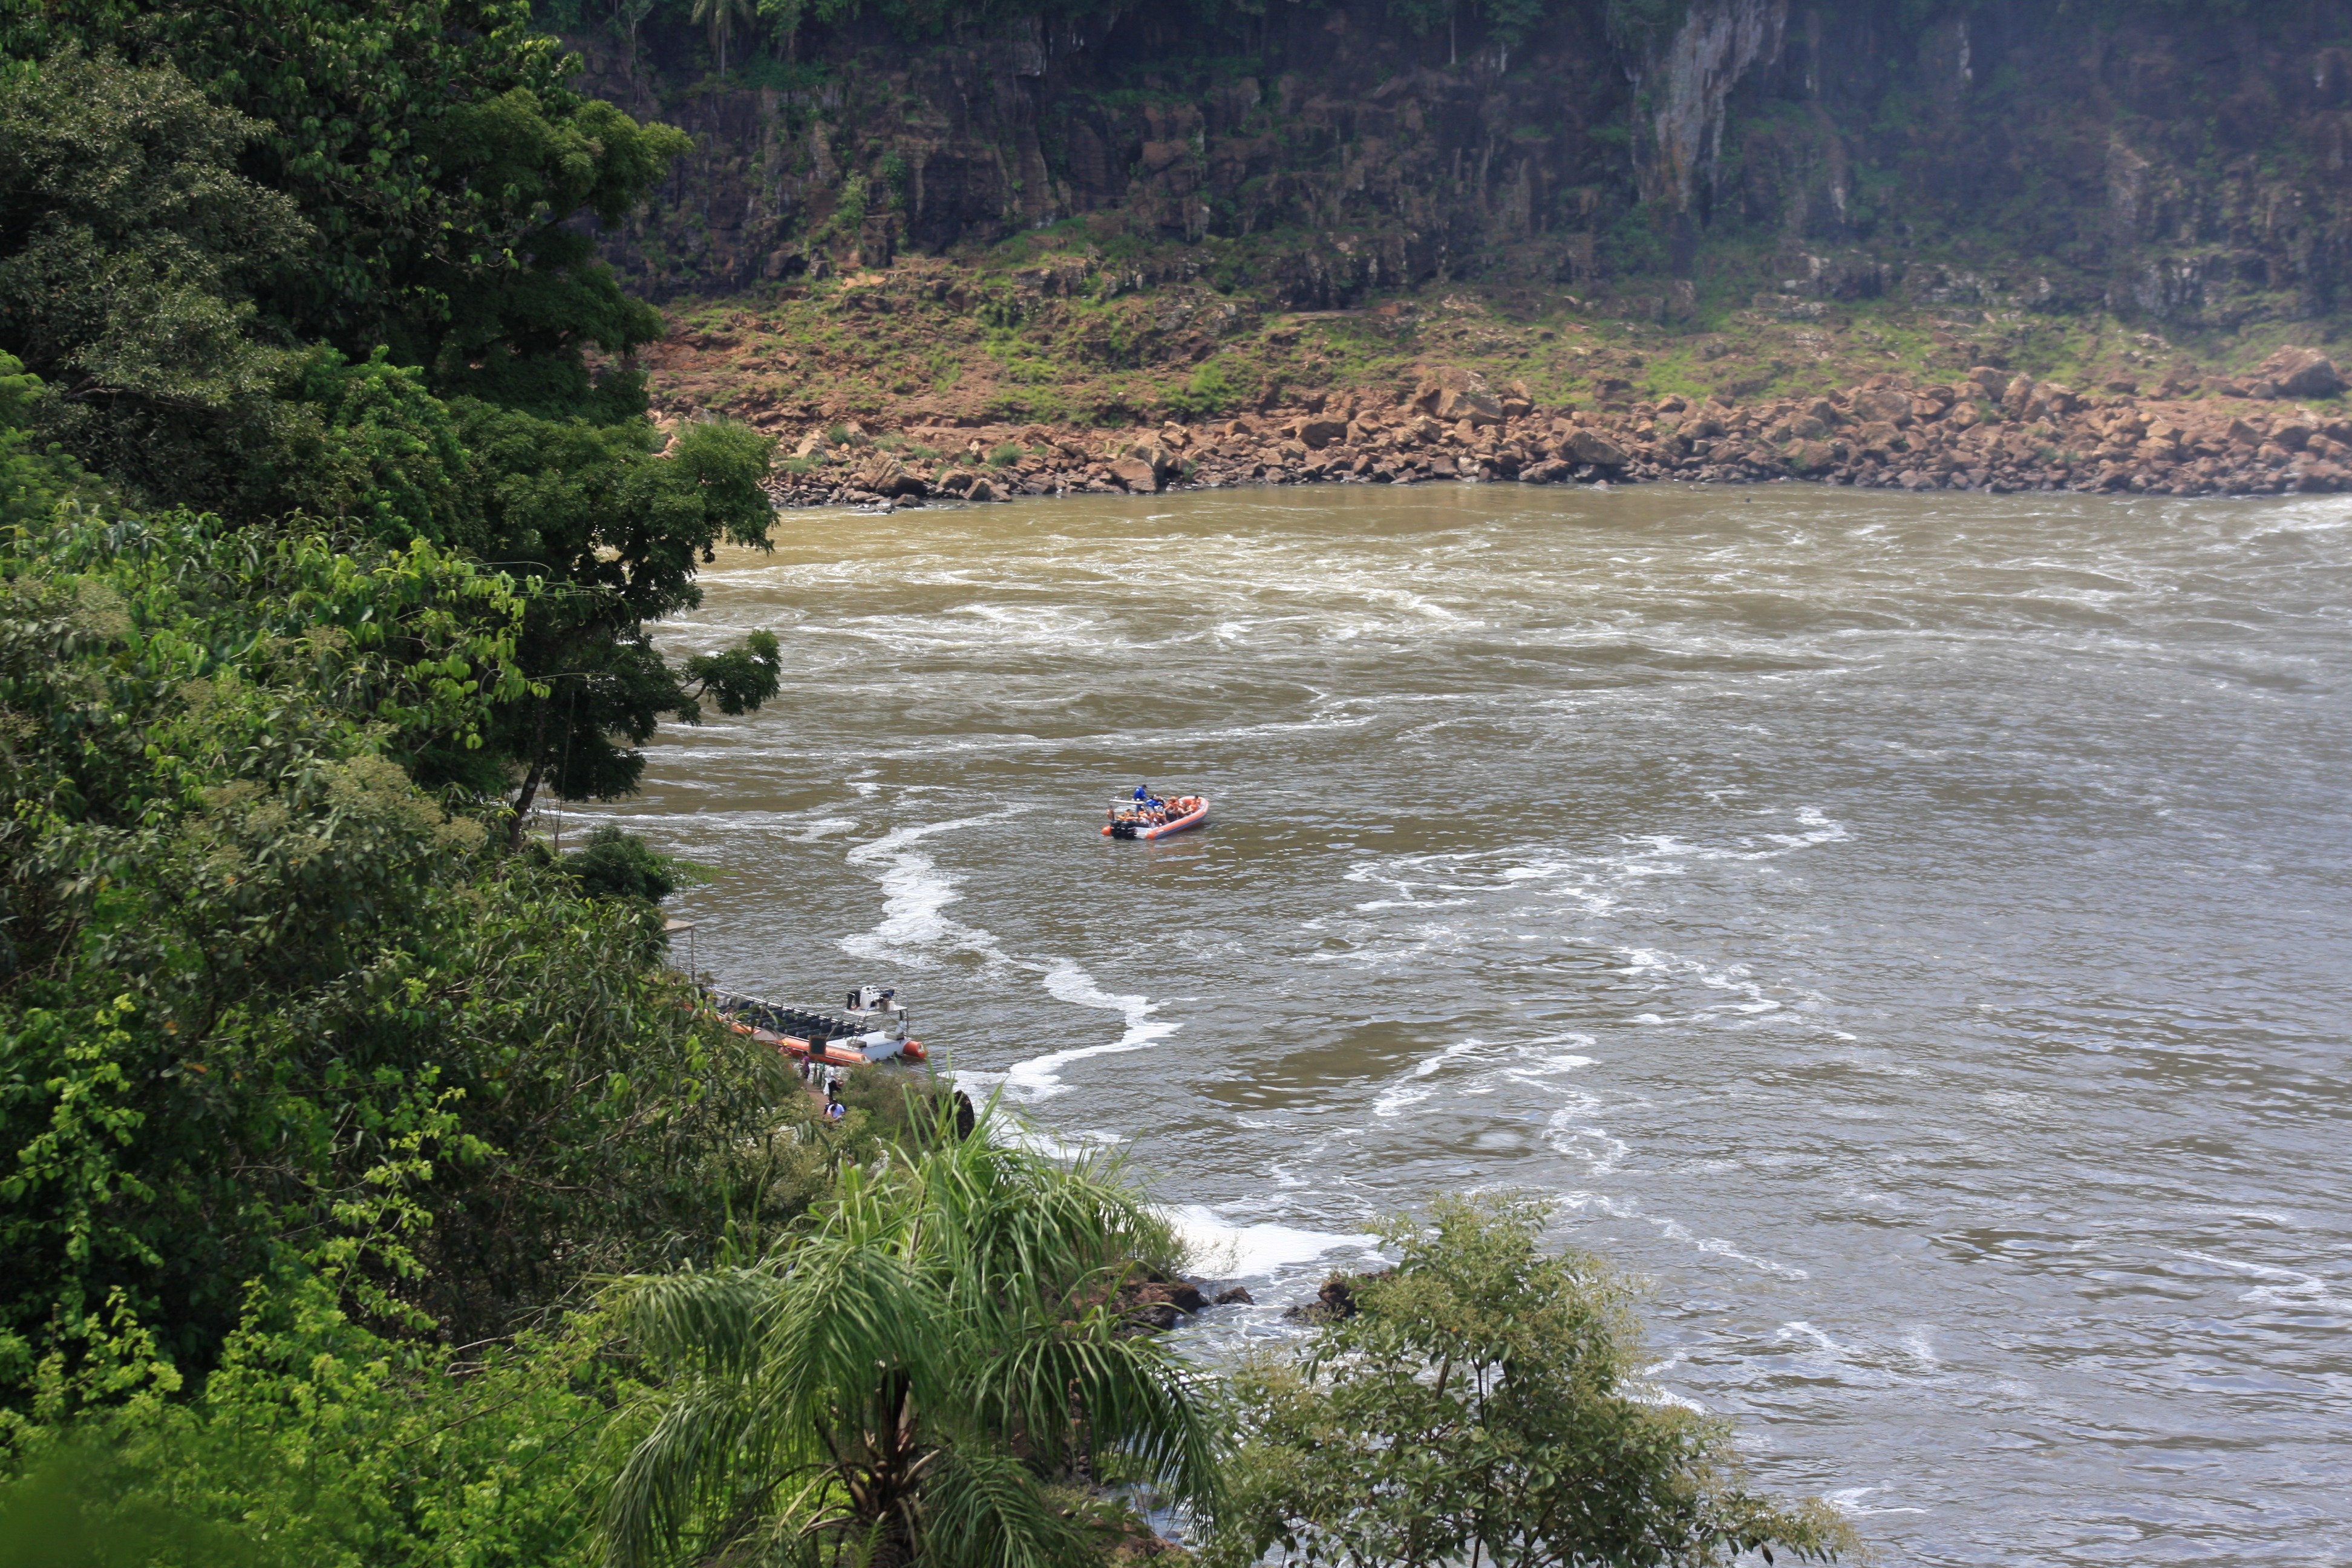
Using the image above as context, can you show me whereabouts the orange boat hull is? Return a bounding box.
[1103,797,1210,839]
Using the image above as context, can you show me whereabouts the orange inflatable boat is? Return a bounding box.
[1104,794,1209,840]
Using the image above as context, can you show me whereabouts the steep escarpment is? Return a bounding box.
[569,1,1635,307]
[569,0,2352,329]
[1710,1,2352,326]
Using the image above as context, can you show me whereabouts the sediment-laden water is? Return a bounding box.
[578,482,2352,1566]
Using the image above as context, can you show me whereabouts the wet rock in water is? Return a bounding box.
[1282,1268,1394,1322]
[965,477,1000,503]
[935,467,976,495]
[1127,1302,1181,1331]
[1134,1280,1207,1314]
[1213,1285,1255,1305]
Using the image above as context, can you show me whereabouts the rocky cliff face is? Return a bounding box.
[573,1,1635,309]
[1720,1,2352,325]
[577,0,2352,329]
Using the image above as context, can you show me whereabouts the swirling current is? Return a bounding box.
[577,483,2352,1566]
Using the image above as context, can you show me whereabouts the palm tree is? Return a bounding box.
[602,1102,1222,1568]
[691,0,756,80]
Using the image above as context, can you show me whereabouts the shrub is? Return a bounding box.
[564,825,678,903]
[1206,1195,1858,1568]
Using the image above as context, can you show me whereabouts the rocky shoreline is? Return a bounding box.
[762,348,2352,511]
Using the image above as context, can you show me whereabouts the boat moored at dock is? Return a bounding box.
[713,983,926,1067]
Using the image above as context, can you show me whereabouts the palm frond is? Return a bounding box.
[609,1265,780,1372]
[918,1445,1091,1568]
[600,1102,1220,1568]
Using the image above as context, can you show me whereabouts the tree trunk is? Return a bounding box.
[507,696,552,850]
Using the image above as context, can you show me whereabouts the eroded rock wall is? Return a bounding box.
[580,0,2352,326]
[1723,1,2352,323]
[577,1,1637,307]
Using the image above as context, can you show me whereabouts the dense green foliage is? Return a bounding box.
[0,19,783,823]
[569,822,684,901]
[0,0,807,1425]
[0,496,809,1387]
[0,1284,619,1568]
[604,1124,1218,1568]
[1207,1197,1858,1568]
[0,1088,1040,1568]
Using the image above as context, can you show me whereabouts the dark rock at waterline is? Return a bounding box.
[1282,1268,1394,1323]
[1126,1301,1181,1331]
[1134,1280,1207,1314]
[1213,1286,1254,1305]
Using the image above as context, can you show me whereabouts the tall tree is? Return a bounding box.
[692,0,756,77]
[0,10,787,824]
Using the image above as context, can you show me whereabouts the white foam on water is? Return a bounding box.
[1546,1106,1631,1175]
[1823,1488,1930,1518]
[2172,1249,2352,1316]
[1373,1033,1599,1119]
[1613,946,1821,1019]
[1004,959,1181,1100]
[1169,1204,1382,1279]
[1557,1189,1809,1281]
[1503,1051,1598,1085]
[840,809,1026,969]
[1371,1036,1492,1117]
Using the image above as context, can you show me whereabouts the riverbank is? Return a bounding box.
[751,348,2352,510]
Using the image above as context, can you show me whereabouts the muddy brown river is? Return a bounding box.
[579,482,2352,1566]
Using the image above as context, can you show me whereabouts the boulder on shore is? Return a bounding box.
[1568,428,1629,468]
[857,453,925,497]
[1109,455,1161,491]
[2258,347,2344,400]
